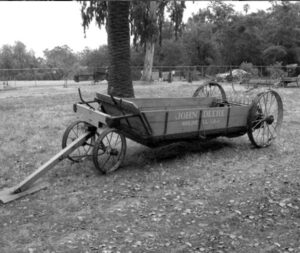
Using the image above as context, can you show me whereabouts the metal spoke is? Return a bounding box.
[266,124,275,140]
[102,155,112,169]
[109,132,113,144]
[114,134,120,147]
[105,135,111,146]
[265,93,269,114]
[247,91,283,148]
[262,125,266,145]
[252,118,264,131]
[71,128,79,138]
[268,94,274,114]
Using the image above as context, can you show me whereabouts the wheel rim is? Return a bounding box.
[193,81,226,101]
[62,121,96,162]
[93,129,126,174]
[247,90,283,147]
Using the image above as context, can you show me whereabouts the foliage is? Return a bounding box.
[0,41,38,70]
[239,62,259,77]
[80,1,186,82]
[156,39,185,66]
[44,45,78,78]
[2,1,300,81]
[80,1,185,50]
[266,62,286,79]
[263,45,287,65]
[79,46,109,71]
[182,21,219,66]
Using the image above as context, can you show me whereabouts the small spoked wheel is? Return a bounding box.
[193,81,226,101]
[93,128,126,174]
[62,121,97,162]
[247,90,283,148]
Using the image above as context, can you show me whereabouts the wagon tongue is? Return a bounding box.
[0,132,92,204]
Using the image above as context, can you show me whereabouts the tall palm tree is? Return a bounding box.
[107,1,134,98]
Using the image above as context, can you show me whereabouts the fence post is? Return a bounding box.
[34,69,37,87]
[188,67,192,83]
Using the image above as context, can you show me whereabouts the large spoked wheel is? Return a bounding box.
[62,121,97,162]
[93,128,126,174]
[193,81,227,101]
[247,90,283,148]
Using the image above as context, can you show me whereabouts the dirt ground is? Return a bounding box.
[0,81,300,253]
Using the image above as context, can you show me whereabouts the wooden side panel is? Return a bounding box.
[167,109,200,134]
[76,104,110,127]
[95,93,140,114]
[144,107,231,136]
[142,111,166,136]
[228,106,249,128]
[128,97,215,111]
[200,107,228,131]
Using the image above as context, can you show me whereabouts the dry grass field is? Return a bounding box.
[0,80,300,253]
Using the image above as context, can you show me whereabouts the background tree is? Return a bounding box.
[263,2,300,65]
[81,1,186,85]
[3,1,300,82]
[79,46,109,68]
[131,1,185,81]
[44,45,78,79]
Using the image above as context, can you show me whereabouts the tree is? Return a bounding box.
[158,39,185,66]
[183,16,220,66]
[81,1,186,88]
[263,45,287,65]
[263,2,300,65]
[131,1,158,81]
[0,41,40,81]
[79,46,109,72]
[107,1,133,97]
[81,1,134,97]
[131,1,185,81]
[43,45,78,79]
[0,45,14,69]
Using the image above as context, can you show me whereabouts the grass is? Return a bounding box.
[0,81,300,253]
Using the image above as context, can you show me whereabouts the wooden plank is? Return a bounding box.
[95,93,140,114]
[0,181,49,204]
[227,106,249,128]
[167,109,200,134]
[142,111,166,136]
[76,104,112,127]
[127,97,215,111]
[199,107,228,131]
[144,107,233,136]
[11,132,92,194]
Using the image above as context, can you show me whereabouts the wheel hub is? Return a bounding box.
[110,149,119,156]
[105,147,119,156]
[265,115,274,125]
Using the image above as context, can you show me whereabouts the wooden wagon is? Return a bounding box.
[0,82,283,203]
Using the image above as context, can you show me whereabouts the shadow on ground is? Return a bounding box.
[123,138,235,169]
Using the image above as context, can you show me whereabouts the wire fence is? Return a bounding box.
[1,65,300,89]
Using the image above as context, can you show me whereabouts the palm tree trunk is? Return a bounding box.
[107,1,134,97]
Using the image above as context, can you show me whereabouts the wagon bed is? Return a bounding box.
[76,93,250,147]
[0,82,283,203]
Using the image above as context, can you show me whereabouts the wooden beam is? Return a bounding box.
[0,132,93,204]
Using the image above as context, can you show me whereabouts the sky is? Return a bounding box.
[0,1,274,58]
